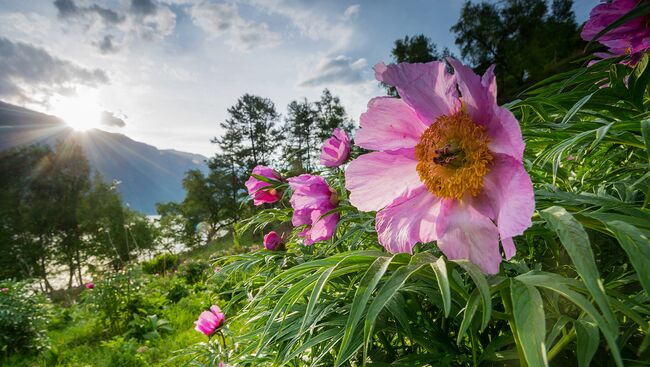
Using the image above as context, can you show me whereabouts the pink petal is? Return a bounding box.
[501,237,516,260]
[375,187,443,254]
[447,59,524,161]
[355,97,427,151]
[306,209,339,244]
[486,106,525,161]
[476,153,535,239]
[345,150,424,212]
[436,200,502,275]
[374,62,459,124]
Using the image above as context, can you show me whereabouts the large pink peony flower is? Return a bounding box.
[287,174,339,246]
[195,305,225,336]
[245,165,282,206]
[345,60,534,274]
[581,0,650,63]
[320,128,351,167]
[263,231,282,250]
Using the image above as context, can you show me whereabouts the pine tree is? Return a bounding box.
[314,89,353,142]
[283,99,317,173]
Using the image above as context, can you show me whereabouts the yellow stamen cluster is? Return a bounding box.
[415,112,492,199]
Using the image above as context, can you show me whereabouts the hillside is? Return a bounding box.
[0,101,208,214]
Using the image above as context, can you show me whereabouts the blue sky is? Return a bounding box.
[0,0,598,156]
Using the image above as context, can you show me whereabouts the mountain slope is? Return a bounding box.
[0,101,208,214]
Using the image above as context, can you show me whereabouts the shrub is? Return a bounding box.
[126,314,173,341]
[141,253,179,276]
[0,281,51,357]
[82,268,162,334]
[166,280,190,303]
[102,337,148,367]
[180,261,210,285]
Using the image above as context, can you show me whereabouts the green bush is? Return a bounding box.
[82,268,163,334]
[141,253,179,276]
[166,280,190,303]
[102,337,148,367]
[126,314,173,341]
[0,281,51,357]
[180,261,210,285]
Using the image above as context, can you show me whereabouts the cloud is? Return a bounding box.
[101,111,126,127]
[343,4,360,20]
[52,0,176,46]
[95,35,118,53]
[54,0,124,24]
[190,1,281,51]
[0,37,108,105]
[244,0,355,50]
[299,55,367,87]
[131,0,157,15]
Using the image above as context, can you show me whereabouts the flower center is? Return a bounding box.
[415,112,492,199]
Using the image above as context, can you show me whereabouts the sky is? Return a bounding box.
[0,0,599,157]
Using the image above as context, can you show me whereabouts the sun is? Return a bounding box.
[51,90,103,131]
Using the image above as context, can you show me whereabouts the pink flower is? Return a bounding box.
[320,128,351,167]
[287,174,339,245]
[263,231,282,250]
[1,288,8,293]
[85,282,94,289]
[581,0,650,63]
[245,165,282,206]
[214,266,222,273]
[345,60,534,274]
[195,305,225,336]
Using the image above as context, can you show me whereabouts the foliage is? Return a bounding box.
[451,0,583,99]
[127,314,173,341]
[142,253,180,276]
[83,268,164,334]
[184,51,650,367]
[0,281,51,357]
[181,260,211,285]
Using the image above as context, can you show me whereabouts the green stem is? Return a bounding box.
[547,328,576,362]
[501,287,528,367]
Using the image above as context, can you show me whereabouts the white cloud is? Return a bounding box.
[299,55,368,87]
[244,0,355,50]
[343,4,360,20]
[190,1,281,51]
[0,37,109,106]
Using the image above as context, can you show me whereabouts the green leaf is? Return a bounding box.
[431,256,451,318]
[560,93,593,124]
[363,252,435,360]
[453,260,492,331]
[510,279,548,367]
[641,119,650,164]
[336,255,394,367]
[516,271,623,367]
[575,318,599,367]
[456,289,480,346]
[539,207,617,332]
[299,266,335,334]
[604,221,650,297]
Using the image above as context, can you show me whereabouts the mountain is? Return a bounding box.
[0,101,208,214]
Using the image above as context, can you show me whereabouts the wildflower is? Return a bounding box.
[582,0,650,64]
[320,128,351,167]
[287,174,339,245]
[345,60,534,274]
[214,266,222,273]
[85,282,94,289]
[567,154,575,161]
[154,273,160,278]
[195,305,225,336]
[1,288,8,293]
[263,231,283,250]
[245,165,282,205]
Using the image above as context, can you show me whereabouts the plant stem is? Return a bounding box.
[501,287,528,367]
[547,328,576,362]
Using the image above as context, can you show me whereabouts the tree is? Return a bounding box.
[223,94,281,171]
[314,89,354,142]
[283,99,318,173]
[451,0,582,98]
